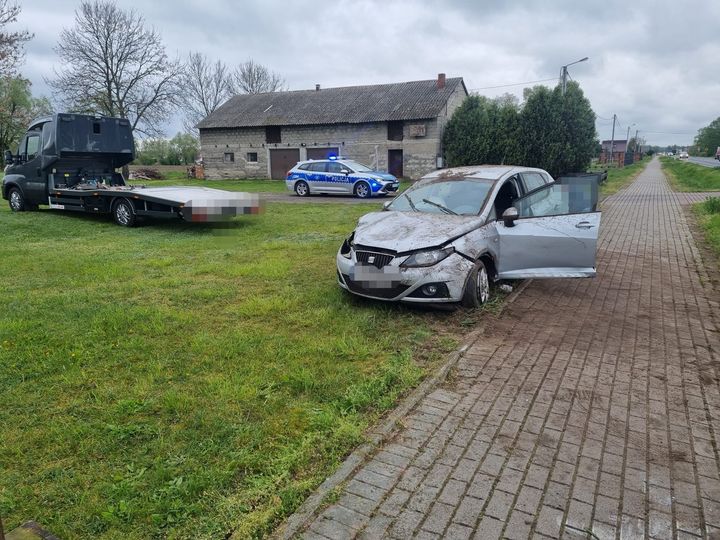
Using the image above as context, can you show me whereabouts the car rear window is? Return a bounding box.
[521,172,547,192]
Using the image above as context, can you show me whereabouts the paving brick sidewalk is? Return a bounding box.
[675,192,720,205]
[299,158,720,539]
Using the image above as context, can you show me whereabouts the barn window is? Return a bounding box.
[265,126,281,143]
[224,152,235,162]
[387,121,404,141]
[246,152,258,162]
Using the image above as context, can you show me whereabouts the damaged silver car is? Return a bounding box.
[336,165,600,306]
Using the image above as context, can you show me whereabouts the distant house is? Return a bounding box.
[197,74,468,180]
[600,139,629,165]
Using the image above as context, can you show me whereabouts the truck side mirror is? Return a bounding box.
[4,150,13,164]
[502,207,519,227]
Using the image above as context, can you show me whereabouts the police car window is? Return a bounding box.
[308,162,326,172]
[327,162,343,173]
[298,163,311,171]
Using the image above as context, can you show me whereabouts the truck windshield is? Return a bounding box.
[387,178,494,216]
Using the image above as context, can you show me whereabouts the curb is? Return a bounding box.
[273,279,532,540]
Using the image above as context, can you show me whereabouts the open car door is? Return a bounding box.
[496,182,601,279]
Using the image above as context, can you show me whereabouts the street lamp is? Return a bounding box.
[560,57,589,95]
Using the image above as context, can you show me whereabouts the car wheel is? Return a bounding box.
[112,198,136,227]
[8,187,26,212]
[461,260,491,308]
[354,181,371,199]
[294,180,310,197]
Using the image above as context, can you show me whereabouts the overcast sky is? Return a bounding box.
[14,0,720,147]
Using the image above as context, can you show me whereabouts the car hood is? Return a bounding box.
[353,211,484,252]
[363,172,397,182]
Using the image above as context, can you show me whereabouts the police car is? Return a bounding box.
[286,157,399,198]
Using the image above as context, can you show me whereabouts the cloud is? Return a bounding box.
[14,0,718,146]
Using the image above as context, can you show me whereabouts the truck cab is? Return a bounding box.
[3,113,133,211]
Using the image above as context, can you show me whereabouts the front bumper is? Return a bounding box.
[336,249,473,303]
[374,181,399,195]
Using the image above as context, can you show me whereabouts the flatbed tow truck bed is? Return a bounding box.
[47,181,261,223]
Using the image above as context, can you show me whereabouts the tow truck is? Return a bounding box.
[2,113,260,226]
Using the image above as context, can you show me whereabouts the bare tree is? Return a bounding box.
[0,0,32,76]
[229,59,286,95]
[178,51,231,132]
[47,0,179,137]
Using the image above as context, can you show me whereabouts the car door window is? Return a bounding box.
[493,178,520,217]
[326,162,343,174]
[521,172,547,193]
[308,162,327,172]
[516,183,596,217]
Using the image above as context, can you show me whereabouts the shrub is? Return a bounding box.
[703,197,720,214]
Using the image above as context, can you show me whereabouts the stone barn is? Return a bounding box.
[197,74,467,180]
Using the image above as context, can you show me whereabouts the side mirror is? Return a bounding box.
[502,207,519,227]
[382,200,391,210]
[341,169,350,175]
[4,150,13,165]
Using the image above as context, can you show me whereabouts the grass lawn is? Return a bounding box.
[597,156,650,198]
[0,201,466,539]
[693,198,720,261]
[661,157,720,191]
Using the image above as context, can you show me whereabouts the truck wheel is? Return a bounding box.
[461,260,491,308]
[8,187,26,212]
[113,198,136,227]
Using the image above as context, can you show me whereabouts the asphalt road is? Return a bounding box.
[687,156,720,168]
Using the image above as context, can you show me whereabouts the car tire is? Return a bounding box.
[461,260,491,308]
[8,187,27,212]
[294,180,310,197]
[354,181,371,199]
[112,198,136,227]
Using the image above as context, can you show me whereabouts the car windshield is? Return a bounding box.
[342,161,373,172]
[387,178,494,215]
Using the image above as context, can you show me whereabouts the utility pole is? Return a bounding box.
[560,66,568,95]
[634,129,639,153]
[559,57,588,96]
[609,114,616,166]
[625,125,632,165]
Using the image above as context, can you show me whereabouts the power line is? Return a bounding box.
[641,130,695,135]
[469,77,557,91]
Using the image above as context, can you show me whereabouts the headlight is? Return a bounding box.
[340,231,355,259]
[401,246,454,268]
